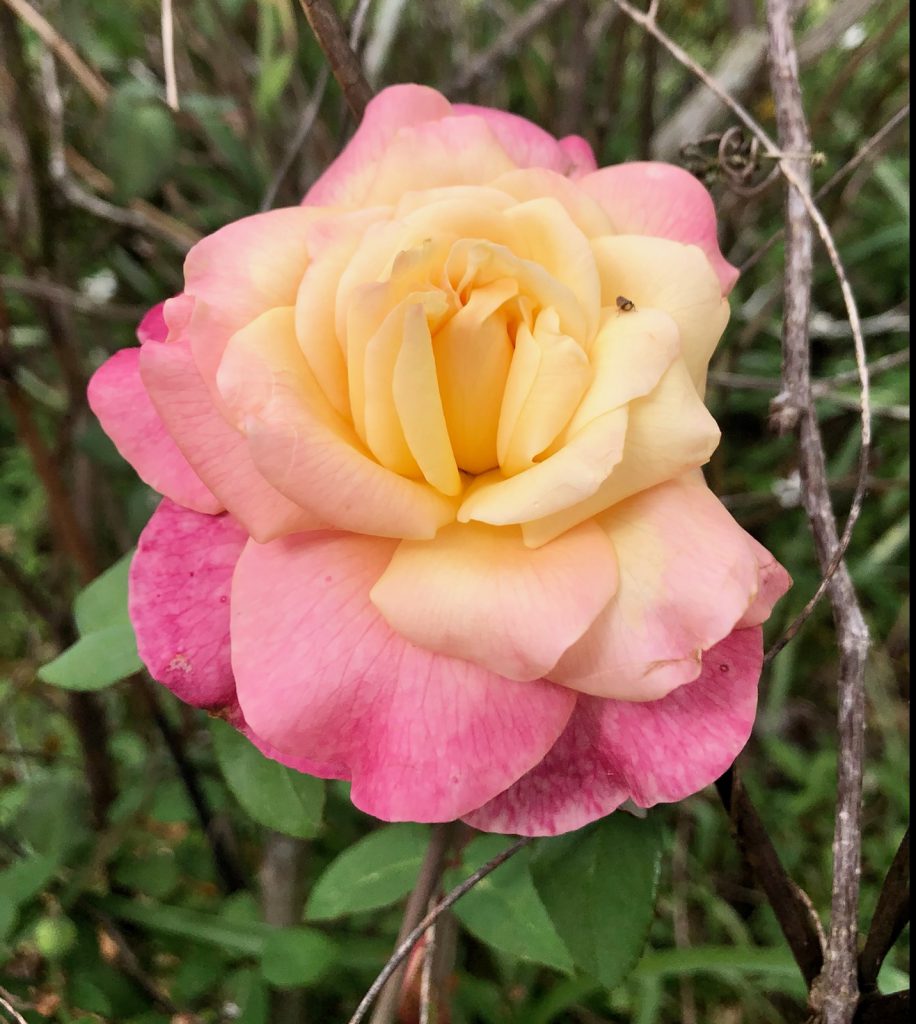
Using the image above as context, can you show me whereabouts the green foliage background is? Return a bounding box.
[0,1,909,1022]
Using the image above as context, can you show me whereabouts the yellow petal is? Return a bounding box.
[393,305,462,495]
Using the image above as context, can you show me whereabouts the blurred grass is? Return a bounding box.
[0,1,909,1022]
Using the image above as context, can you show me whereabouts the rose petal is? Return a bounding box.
[232,531,577,822]
[140,329,322,542]
[217,306,458,539]
[591,235,730,394]
[522,357,720,546]
[465,627,762,836]
[451,104,597,176]
[88,349,222,515]
[551,477,762,699]
[579,162,739,295]
[129,499,246,708]
[137,302,168,344]
[737,532,792,627]
[370,520,617,682]
[304,84,454,206]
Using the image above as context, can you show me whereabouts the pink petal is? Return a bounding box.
[370,521,617,682]
[578,162,739,295]
[465,627,762,836]
[303,84,453,207]
[129,499,246,708]
[87,349,222,515]
[231,531,576,823]
[551,477,761,700]
[737,532,792,627]
[139,331,322,542]
[451,104,597,176]
[222,701,349,780]
[137,302,168,344]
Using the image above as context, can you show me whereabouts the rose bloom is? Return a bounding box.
[89,85,790,836]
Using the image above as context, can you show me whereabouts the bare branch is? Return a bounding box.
[0,274,147,321]
[716,769,826,985]
[350,836,532,1024]
[297,0,373,119]
[448,0,574,95]
[740,104,910,274]
[858,829,910,992]
[161,0,179,111]
[369,822,460,1024]
[765,4,868,1021]
[0,0,109,107]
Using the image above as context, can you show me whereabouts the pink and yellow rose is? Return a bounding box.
[89,85,789,835]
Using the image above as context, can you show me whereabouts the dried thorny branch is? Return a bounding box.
[349,837,533,1024]
[297,0,373,119]
[765,3,869,1021]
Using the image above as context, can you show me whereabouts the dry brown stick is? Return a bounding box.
[858,828,910,992]
[765,3,869,1022]
[716,770,826,985]
[0,274,147,320]
[161,0,179,111]
[297,0,373,120]
[853,991,910,1024]
[368,822,458,1024]
[448,0,575,95]
[0,0,109,107]
[351,836,532,1024]
[740,103,910,274]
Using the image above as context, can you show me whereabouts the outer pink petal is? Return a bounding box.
[738,533,792,627]
[139,331,322,542]
[222,702,349,780]
[129,499,246,708]
[303,84,453,207]
[578,162,739,294]
[451,104,597,176]
[465,627,762,836]
[88,349,222,515]
[231,531,577,823]
[370,521,618,682]
[550,477,762,700]
[137,302,168,344]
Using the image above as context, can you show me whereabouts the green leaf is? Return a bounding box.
[210,719,324,839]
[255,53,294,116]
[74,551,133,634]
[113,850,180,900]
[102,83,179,201]
[446,835,573,974]
[259,927,336,988]
[96,896,273,956]
[305,823,429,921]
[533,813,662,990]
[38,624,141,690]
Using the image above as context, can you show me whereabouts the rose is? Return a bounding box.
[88,84,790,836]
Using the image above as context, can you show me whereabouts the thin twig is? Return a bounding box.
[716,770,826,985]
[0,0,109,107]
[0,274,147,320]
[765,4,868,1021]
[858,829,910,992]
[740,103,910,274]
[0,988,29,1024]
[350,837,532,1024]
[161,0,179,111]
[260,65,330,211]
[297,0,373,119]
[448,0,574,94]
[369,822,456,1024]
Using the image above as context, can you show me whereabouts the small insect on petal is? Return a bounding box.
[616,295,636,313]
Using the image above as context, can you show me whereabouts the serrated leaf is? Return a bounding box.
[259,927,336,988]
[533,813,662,990]
[210,720,324,839]
[38,624,141,690]
[446,835,573,973]
[305,823,428,920]
[74,551,133,634]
